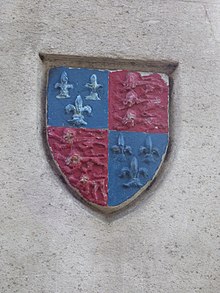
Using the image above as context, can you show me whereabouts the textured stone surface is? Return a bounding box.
[109,71,169,132]
[0,0,220,292]
[47,127,108,206]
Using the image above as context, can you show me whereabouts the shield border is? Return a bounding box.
[42,59,176,213]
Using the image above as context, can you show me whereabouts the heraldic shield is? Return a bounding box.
[46,66,169,212]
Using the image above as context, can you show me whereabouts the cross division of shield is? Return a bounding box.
[46,67,169,212]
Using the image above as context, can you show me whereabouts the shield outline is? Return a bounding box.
[42,57,176,214]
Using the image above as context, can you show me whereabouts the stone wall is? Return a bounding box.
[1,0,219,292]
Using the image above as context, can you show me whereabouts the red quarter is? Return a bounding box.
[47,127,108,206]
[108,70,169,133]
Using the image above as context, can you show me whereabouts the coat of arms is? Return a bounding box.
[46,66,169,212]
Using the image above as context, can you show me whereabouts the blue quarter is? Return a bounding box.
[47,67,109,128]
[108,131,168,206]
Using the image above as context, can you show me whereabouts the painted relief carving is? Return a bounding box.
[140,136,160,163]
[55,71,73,99]
[109,71,169,133]
[123,72,153,89]
[47,127,108,206]
[120,157,148,188]
[65,95,92,126]
[121,109,137,127]
[111,133,132,161]
[85,74,102,100]
[122,90,141,108]
[47,67,169,209]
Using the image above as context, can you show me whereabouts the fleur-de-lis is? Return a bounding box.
[140,136,160,163]
[65,95,92,127]
[55,71,73,99]
[120,157,148,188]
[111,133,132,161]
[85,74,102,100]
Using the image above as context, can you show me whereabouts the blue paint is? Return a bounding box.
[139,135,160,163]
[85,74,102,100]
[108,131,168,206]
[111,132,132,161]
[55,71,73,99]
[65,95,92,127]
[47,67,169,207]
[120,156,148,188]
[47,67,109,128]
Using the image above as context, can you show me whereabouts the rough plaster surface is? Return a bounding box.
[0,0,220,292]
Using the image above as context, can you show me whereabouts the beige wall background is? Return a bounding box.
[1,0,219,292]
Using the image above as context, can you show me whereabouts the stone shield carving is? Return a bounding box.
[46,67,169,212]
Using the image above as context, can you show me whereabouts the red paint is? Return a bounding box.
[47,127,108,206]
[109,70,169,133]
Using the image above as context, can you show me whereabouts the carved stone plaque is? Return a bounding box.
[46,67,169,212]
